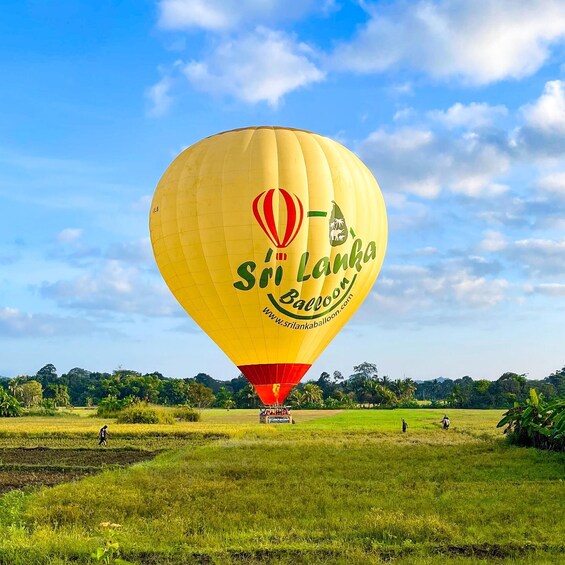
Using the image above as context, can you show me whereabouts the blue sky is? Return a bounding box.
[1,0,564,381]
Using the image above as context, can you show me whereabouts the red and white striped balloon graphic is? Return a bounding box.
[252,188,304,260]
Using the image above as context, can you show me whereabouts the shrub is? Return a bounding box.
[0,388,22,417]
[96,396,135,418]
[172,407,201,422]
[498,389,565,451]
[116,404,174,425]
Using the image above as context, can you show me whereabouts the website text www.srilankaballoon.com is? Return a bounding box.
[262,293,354,330]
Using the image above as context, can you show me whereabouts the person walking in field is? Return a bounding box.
[401,418,408,433]
[441,415,450,430]
[98,425,108,446]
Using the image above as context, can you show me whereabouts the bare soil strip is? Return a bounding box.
[0,447,158,494]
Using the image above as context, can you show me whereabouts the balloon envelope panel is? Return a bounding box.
[150,126,387,404]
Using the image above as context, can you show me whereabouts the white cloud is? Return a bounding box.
[514,238,565,254]
[356,79,565,201]
[57,228,83,244]
[481,231,508,252]
[528,283,565,296]
[331,0,565,84]
[146,76,174,117]
[484,236,565,276]
[415,246,438,256]
[40,260,180,317]
[357,127,510,198]
[0,306,94,337]
[389,82,413,96]
[516,80,565,157]
[371,264,509,318]
[522,80,565,134]
[182,28,325,106]
[513,238,565,273]
[106,238,153,264]
[158,0,234,31]
[157,0,334,31]
[428,102,507,129]
[452,273,508,307]
[536,171,565,197]
[393,107,415,121]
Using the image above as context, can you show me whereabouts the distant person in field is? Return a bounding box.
[98,425,108,446]
[401,418,408,433]
[441,415,450,430]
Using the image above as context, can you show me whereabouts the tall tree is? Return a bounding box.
[315,372,334,397]
[215,386,235,409]
[187,382,215,409]
[393,378,417,403]
[301,383,324,406]
[161,379,190,405]
[35,364,58,388]
[235,384,259,408]
[60,367,92,405]
[45,384,71,408]
[16,381,43,407]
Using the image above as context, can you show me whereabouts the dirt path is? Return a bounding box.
[0,447,158,494]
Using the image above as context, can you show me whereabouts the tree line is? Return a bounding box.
[0,362,563,412]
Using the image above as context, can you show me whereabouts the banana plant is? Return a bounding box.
[0,388,22,417]
[498,389,564,451]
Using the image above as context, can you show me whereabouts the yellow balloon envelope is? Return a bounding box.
[150,126,387,404]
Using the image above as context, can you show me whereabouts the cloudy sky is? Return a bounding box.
[1,0,564,381]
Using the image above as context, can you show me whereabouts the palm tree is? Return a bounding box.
[302,383,323,406]
[8,379,21,398]
[287,388,304,408]
[393,378,416,402]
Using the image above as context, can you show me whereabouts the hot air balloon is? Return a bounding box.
[150,126,387,407]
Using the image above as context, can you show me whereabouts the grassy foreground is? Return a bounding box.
[0,409,563,564]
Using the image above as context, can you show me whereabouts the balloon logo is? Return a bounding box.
[252,188,304,260]
[150,126,387,406]
[329,201,348,247]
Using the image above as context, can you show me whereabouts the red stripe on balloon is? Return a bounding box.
[263,189,281,246]
[253,191,277,248]
[238,362,311,405]
[280,188,296,247]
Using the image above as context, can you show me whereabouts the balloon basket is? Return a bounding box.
[259,406,294,424]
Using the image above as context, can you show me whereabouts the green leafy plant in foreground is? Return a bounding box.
[91,522,133,565]
[497,389,565,451]
[0,388,23,417]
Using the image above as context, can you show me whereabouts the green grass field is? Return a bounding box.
[0,409,563,564]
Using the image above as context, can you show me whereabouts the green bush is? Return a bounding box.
[116,404,175,425]
[172,407,201,422]
[96,395,137,418]
[0,388,22,417]
[498,389,565,451]
[97,396,127,418]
